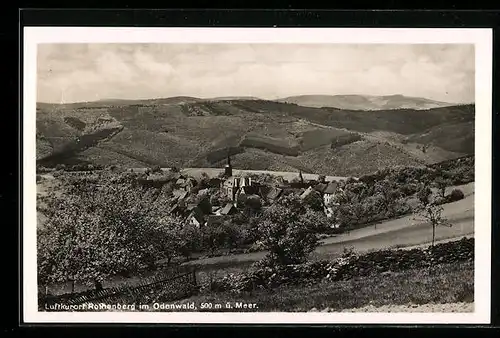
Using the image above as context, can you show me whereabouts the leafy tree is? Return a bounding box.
[434,177,450,198]
[221,220,244,250]
[374,179,401,219]
[177,224,202,260]
[201,223,228,255]
[37,176,180,289]
[417,184,433,206]
[303,190,324,212]
[195,193,212,214]
[414,201,452,247]
[210,189,231,207]
[151,215,186,266]
[237,194,262,217]
[255,194,321,267]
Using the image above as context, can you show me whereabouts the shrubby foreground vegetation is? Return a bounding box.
[37,156,473,296]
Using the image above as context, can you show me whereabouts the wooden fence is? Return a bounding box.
[40,267,197,310]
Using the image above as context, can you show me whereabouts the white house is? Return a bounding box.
[323,181,339,218]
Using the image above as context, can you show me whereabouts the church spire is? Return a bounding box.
[224,150,233,177]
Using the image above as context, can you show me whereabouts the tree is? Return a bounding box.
[221,220,244,250]
[414,202,452,247]
[210,189,231,207]
[37,176,179,289]
[201,223,228,255]
[434,177,449,199]
[151,215,185,266]
[255,194,321,267]
[177,224,202,260]
[303,190,324,212]
[237,194,262,217]
[374,179,400,219]
[417,184,433,206]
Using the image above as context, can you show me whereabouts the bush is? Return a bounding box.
[448,189,465,202]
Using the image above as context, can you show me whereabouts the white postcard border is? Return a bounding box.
[23,27,492,324]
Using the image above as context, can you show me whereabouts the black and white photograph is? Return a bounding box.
[23,27,492,324]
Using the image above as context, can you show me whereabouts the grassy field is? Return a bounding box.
[171,261,474,312]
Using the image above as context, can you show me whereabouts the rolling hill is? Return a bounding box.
[277,94,457,110]
[35,97,474,177]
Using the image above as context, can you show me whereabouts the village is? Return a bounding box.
[141,154,341,230]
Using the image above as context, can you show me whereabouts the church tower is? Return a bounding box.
[224,151,233,177]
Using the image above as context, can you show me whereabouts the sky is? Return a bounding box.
[37,43,475,104]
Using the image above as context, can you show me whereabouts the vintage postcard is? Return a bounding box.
[23,27,492,324]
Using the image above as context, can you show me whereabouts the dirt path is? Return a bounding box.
[333,302,474,313]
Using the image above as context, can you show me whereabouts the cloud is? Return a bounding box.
[36,43,475,103]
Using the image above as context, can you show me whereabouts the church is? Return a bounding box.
[221,154,253,202]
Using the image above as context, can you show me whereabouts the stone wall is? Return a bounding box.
[206,237,474,293]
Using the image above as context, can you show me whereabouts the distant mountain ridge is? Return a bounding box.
[276,94,460,111]
[37,94,463,111]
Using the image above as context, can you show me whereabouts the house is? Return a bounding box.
[175,178,186,186]
[172,189,188,201]
[186,177,198,192]
[323,181,339,218]
[175,176,197,192]
[260,186,283,203]
[276,176,286,185]
[169,203,184,216]
[300,186,314,200]
[323,181,339,204]
[186,205,205,228]
[289,181,311,189]
[314,183,328,194]
[216,202,239,216]
[197,188,210,197]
